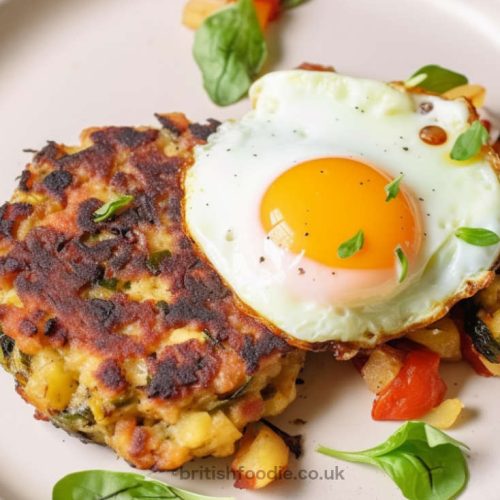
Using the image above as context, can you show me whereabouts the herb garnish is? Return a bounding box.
[385,174,403,202]
[93,195,134,223]
[146,250,172,274]
[318,421,469,500]
[395,246,408,283]
[455,227,500,246]
[337,230,364,259]
[193,0,266,106]
[53,470,234,500]
[450,120,489,161]
[203,329,223,347]
[228,377,253,400]
[406,65,468,93]
[98,278,119,291]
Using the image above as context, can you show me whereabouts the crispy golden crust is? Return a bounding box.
[0,115,304,470]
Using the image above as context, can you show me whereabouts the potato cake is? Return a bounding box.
[0,113,304,470]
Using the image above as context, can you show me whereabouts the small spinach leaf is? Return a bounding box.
[53,469,234,500]
[193,0,267,106]
[318,422,468,500]
[407,65,468,93]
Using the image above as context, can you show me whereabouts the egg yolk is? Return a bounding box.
[260,157,420,270]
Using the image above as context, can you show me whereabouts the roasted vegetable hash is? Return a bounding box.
[0,114,304,470]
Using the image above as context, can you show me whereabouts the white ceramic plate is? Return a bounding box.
[1,0,500,499]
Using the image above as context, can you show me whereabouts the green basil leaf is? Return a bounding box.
[455,227,500,246]
[450,120,489,161]
[193,0,267,106]
[385,174,403,202]
[318,422,468,500]
[407,64,468,93]
[281,0,307,8]
[337,230,364,259]
[93,195,134,223]
[52,469,235,500]
[395,246,408,283]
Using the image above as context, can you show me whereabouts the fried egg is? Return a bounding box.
[185,70,500,348]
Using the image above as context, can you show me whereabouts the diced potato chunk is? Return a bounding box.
[263,355,301,416]
[182,0,231,29]
[25,350,77,412]
[166,327,206,346]
[122,358,149,387]
[421,398,464,429]
[126,277,171,303]
[0,289,22,308]
[88,394,107,423]
[476,275,500,313]
[196,411,242,457]
[231,424,289,489]
[407,318,461,361]
[443,84,486,108]
[361,346,404,394]
[172,411,212,448]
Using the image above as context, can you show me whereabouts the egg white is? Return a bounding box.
[185,70,500,346]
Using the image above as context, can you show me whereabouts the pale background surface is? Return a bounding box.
[0,0,499,499]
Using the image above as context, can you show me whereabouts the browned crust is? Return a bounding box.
[0,117,294,403]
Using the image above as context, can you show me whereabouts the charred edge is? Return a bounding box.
[77,199,102,234]
[18,170,32,192]
[188,119,221,141]
[56,142,115,179]
[19,319,38,337]
[34,141,64,163]
[0,202,33,238]
[87,299,118,328]
[155,113,190,135]
[0,256,25,276]
[261,419,303,459]
[95,359,128,392]
[91,127,159,150]
[43,318,58,336]
[43,170,73,197]
[147,341,217,400]
[240,333,290,374]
